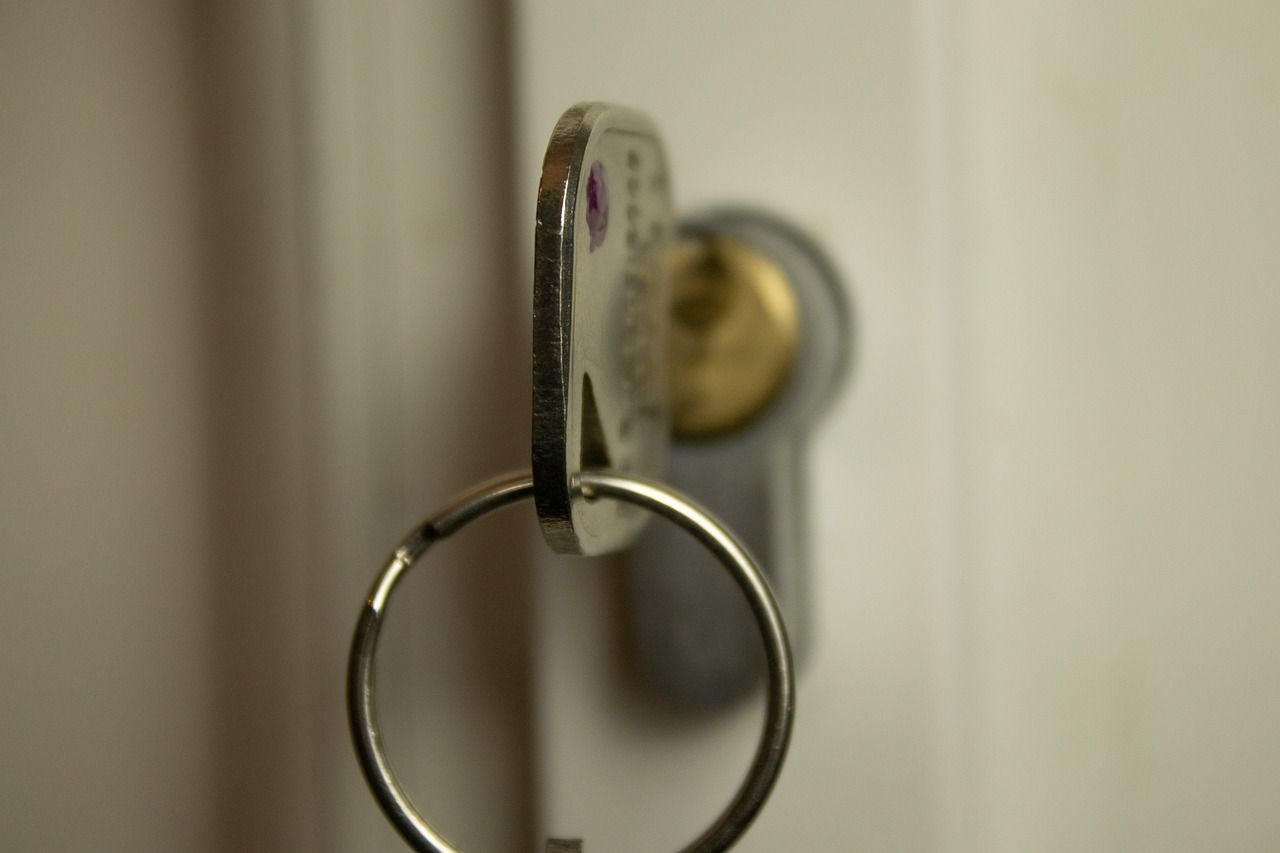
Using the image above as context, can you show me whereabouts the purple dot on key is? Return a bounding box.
[586,160,608,251]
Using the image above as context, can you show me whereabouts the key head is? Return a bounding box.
[533,103,675,555]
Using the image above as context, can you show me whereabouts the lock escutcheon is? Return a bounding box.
[630,207,853,709]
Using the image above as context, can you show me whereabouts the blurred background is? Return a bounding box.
[2,2,1277,851]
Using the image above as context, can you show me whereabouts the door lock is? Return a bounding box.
[629,206,853,709]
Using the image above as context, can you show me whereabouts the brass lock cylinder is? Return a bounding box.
[667,234,801,439]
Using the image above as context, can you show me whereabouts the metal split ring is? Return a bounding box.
[347,470,795,852]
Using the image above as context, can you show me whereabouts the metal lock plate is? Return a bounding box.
[627,208,852,708]
[533,103,675,556]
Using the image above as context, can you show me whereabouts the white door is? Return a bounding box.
[517,2,1280,852]
[4,3,1277,852]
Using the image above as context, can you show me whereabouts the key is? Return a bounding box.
[351,104,800,853]
[533,102,676,556]
[626,207,852,707]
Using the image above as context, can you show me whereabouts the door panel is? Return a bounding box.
[516,2,1280,851]
[952,4,1280,850]
[515,3,936,850]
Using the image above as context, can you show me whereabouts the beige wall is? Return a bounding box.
[2,4,216,849]
[1,3,532,851]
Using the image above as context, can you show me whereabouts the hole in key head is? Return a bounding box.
[579,372,612,471]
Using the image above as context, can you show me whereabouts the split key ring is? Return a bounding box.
[347,470,795,852]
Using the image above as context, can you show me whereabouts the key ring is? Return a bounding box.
[347,470,795,852]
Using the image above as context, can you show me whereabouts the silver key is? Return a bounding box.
[533,102,676,556]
